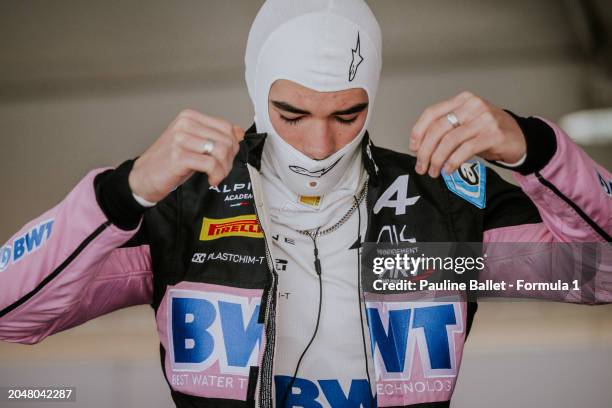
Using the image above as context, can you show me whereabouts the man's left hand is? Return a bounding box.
[409,91,527,177]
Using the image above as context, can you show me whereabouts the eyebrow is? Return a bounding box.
[271,101,310,115]
[271,100,368,116]
[332,102,369,116]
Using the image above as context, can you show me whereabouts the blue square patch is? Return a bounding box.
[442,160,486,209]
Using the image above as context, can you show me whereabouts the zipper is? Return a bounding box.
[255,224,277,408]
[362,177,378,408]
[535,172,611,242]
[248,165,278,408]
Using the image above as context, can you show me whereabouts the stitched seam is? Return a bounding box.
[0,222,111,318]
[537,174,609,242]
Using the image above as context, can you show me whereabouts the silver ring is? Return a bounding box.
[446,112,461,129]
[202,140,215,155]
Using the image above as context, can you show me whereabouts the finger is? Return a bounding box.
[414,96,484,175]
[428,116,487,178]
[174,131,235,176]
[410,91,472,151]
[232,125,246,142]
[177,109,235,138]
[444,134,493,175]
[182,150,228,186]
[176,118,239,156]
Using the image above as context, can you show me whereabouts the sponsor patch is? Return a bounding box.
[374,175,420,215]
[191,252,265,265]
[298,195,321,209]
[442,160,486,209]
[0,219,54,272]
[376,224,416,244]
[275,376,375,407]
[364,297,465,406]
[209,183,253,208]
[209,183,252,194]
[157,282,264,400]
[367,301,463,379]
[199,215,263,241]
[225,193,253,202]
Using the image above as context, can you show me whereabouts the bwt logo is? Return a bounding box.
[275,376,375,407]
[0,219,54,272]
[168,289,263,375]
[366,302,463,379]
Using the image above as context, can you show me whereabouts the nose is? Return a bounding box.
[303,120,336,160]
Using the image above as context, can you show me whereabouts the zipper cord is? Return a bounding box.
[281,226,323,407]
[354,194,375,407]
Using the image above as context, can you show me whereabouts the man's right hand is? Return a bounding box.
[129,109,245,203]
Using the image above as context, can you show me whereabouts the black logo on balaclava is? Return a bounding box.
[288,156,343,178]
[349,32,364,82]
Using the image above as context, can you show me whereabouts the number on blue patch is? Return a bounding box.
[442,160,486,209]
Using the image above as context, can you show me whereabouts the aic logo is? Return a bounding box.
[366,302,463,379]
[199,215,263,241]
[168,289,263,375]
[376,224,416,244]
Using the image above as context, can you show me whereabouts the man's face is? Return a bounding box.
[268,79,369,160]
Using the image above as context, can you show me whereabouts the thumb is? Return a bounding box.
[232,125,246,141]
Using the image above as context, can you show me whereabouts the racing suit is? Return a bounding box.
[0,114,610,407]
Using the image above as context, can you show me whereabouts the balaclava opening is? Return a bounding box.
[245,0,382,196]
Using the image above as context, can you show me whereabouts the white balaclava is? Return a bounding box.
[245,0,382,196]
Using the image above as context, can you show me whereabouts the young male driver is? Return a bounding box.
[1,1,610,407]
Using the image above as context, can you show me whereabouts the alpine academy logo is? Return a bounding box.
[199,215,263,241]
[349,32,364,82]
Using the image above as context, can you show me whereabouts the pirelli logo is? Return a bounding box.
[199,215,263,241]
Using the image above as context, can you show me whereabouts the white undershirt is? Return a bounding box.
[260,146,376,407]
